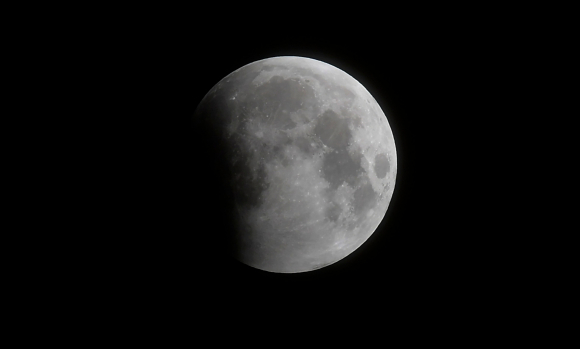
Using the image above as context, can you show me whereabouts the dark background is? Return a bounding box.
[84,8,526,322]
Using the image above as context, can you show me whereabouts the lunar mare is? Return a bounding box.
[194,56,396,273]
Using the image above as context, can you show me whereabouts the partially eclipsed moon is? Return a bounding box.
[193,56,397,273]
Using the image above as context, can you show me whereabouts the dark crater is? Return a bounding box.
[373,153,390,179]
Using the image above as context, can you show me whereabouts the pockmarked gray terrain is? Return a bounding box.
[194,56,396,273]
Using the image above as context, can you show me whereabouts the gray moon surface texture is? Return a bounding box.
[193,56,396,273]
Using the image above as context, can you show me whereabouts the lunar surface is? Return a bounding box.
[193,56,396,273]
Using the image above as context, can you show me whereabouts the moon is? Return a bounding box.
[193,56,396,273]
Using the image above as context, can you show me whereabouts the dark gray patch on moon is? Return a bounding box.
[373,153,390,179]
[321,149,363,190]
[353,180,377,216]
[294,136,316,155]
[259,64,277,72]
[326,201,342,222]
[272,144,284,157]
[258,133,290,164]
[247,75,318,130]
[314,110,352,149]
